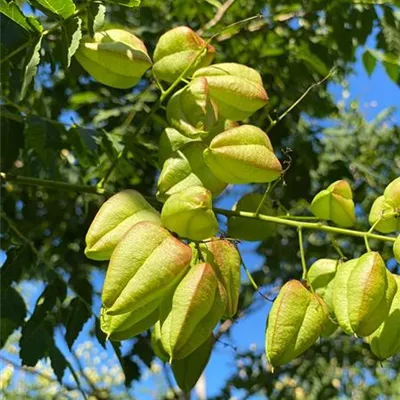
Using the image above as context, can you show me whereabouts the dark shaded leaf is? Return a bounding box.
[68,127,98,168]
[0,286,27,348]
[0,113,25,172]
[362,49,376,76]
[49,346,68,383]
[65,297,91,349]
[95,317,107,349]
[0,246,36,286]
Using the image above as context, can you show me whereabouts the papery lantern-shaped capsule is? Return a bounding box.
[368,274,400,360]
[161,186,219,241]
[199,238,241,318]
[100,301,159,341]
[102,221,192,315]
[85,190,161,261]
[265,280,329,368]
[151,321,169,363]
[160,262,226,360]
[153,26,215,83]
[166,77,219,138]
[310,180,356,227]
[307,259,340,336]
[394,235,400,263]
[75,29,152,89]
[203,125,282,184]
[227,193,283,241]
[157,142,227,202]
[171,334,213,393]
[332,252,397,336]
[369,177,400,233]
[193,63,268,121]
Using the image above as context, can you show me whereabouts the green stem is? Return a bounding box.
[255,178,282,216]
[1,172,108,195]
[214,208,396,243]
[298,227,308,281]
[2,173,396,244]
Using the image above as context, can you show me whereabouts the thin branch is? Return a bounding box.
[197,0,236,35]
[0,355,84,395]
[298,228,308,281]
[266,67,337,133]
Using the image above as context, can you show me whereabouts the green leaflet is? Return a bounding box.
[193,63,268,121]
[161,186,219,241]
[151,321,169,363]
[102,221,192,315]
[369,177,400,233]
[368,275,400,360]
[203,125,282,184]
[199,238,241,318]
[85,190,161,261]
[157,142,227,201]
[152,26,215,83]
[160,262,226,360]
[332,252,397,336]
[307,258,340,336]
[166,77,219,138]
[171,334,213,393]
[75,29,152,89]
[310,180,356,227]
[266,280,329,368]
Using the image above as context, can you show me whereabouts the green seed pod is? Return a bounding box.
[85,190,161,261]
[166,78,219,138]
[307,259,340,337]
[199,238,241,318]
[151,321,169,363]
[394,235,400,263]
[161,186,219,241]
[171,334,213,393]
[160,262,227,360]
[153,26,215,83]
[100,302,159,341]
[159,127,199,166]
[369,195,399,233]
[102,221,192,315]
[265,280,329,368]
[157,142,227,202]
[75,29,152,89]
[369,177,400,233]
[193,63,268,121]
[332,252,397,336]
[227,193,283,241]
[203,125,282,184]
[368,274,400,360]
[310,180,356,227]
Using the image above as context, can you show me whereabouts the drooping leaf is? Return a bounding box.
[32,0,76,19]
[383,60,399,85]
[68,126,98,168]
[87,1,106,37]
[20,319,53,366]
[362,49,377,77]
[49,346,68,383]
[20,35,42,100]
[0,286,27,348]
[0,246,36,286]
[61,16,82,68]
[65,297,92,349]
